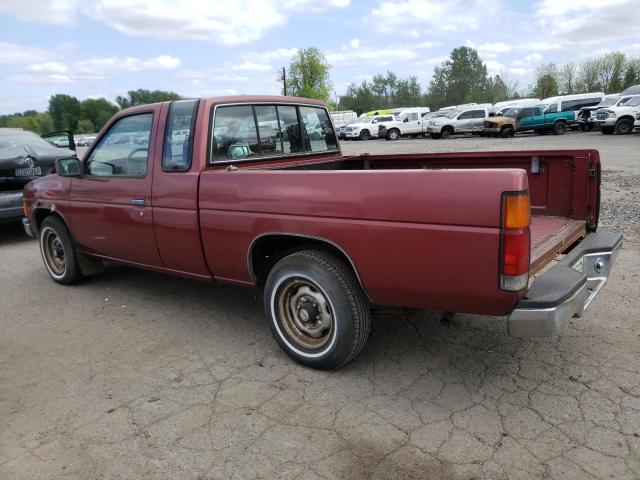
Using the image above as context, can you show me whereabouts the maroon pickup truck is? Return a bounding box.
[22,95,622,369]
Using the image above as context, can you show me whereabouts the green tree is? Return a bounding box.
[115,89,181,109]
[428,46,489,108]
[80,98,118,132]
[486,75,509,103]
[33,113,54,134]
[286,47,332,103]
[76,119,95,134]
[622,58,640,89]
[532,74,558,98]
[48,94,81,131]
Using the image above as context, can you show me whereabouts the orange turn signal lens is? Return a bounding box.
[22,199,29,218]
[502,192,530,229]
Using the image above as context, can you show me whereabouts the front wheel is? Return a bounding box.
[264,250,371,369]
[553,122,566,135]
[615,119,633,135]
[39,216,83,285]
[358,130,371,141]
[501,126,515,138]
[386,129,400,141]
[440,128,452,139]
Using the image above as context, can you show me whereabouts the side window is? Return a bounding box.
[278,105,302,154]
[473,110,486,119]
[212,105,259,161]
[383,116,394,122]
[255,105,284,157]
[533,107,542,116]
[410,113,419,121]
[545,103,558,113]
[520,108,533,118]
[458,111,473,120]
[163,100,198,172]
[86,113,152,177]
[299,106,338,153]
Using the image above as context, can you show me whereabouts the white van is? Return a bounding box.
[494,98,541,116]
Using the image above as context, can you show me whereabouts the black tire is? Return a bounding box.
[552,121,566,135]
[386,129,400,141]
[359,130,371,141]
[601,126,614,135]
[264,250,371,370]
[441,127,453,139]
[615,119,633,135]
[39,216,83,285]
[500,126,515,138]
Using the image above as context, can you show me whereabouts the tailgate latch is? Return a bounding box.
[531,156,541,174]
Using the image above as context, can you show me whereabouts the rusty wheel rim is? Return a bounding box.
[42,228,66,276]
[276,277,334,350]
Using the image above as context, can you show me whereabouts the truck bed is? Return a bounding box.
[530,216,586,274]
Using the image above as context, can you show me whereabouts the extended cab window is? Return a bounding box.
[163,100,198,171]
[212,105,259,161]
[545,103,558,113]
[86,113,152,177]
[518,108,533,118]
[299,106,338,153]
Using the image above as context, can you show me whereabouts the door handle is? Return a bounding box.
[131,199,145,206]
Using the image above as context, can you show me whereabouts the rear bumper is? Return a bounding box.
[508,231,623,337]
[0,190,24,221]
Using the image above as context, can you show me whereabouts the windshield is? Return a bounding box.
[624,96,640,107]
[0,131,57,150]
[596,98,618,108]
[439,110,459,119]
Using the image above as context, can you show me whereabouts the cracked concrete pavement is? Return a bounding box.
[1,131,639,479]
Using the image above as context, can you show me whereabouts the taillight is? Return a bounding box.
[500,191,530,291]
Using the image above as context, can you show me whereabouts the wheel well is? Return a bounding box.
[389,128,399,134]
[555,120,566,125]
[33,208,66,232]
[617,116,635,124]
[500,124,513,130]
[249,234,367,294]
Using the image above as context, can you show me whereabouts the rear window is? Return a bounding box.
[211,104,338,162]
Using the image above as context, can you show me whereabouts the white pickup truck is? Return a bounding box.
[594,95,640,134]
[375,108,431,140]
[342,114,397,140]
[426,107,494,139]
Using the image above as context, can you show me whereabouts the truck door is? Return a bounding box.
[151,99,211,278]
[516,108,535,130]
[405,112,421,134]
[67,106,163,266]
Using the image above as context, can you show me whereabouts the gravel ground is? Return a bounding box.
[1,132,639,480]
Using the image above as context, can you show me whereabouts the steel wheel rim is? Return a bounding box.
[42,228,66,276]
[276,277,334,350]
[619,122,630,134]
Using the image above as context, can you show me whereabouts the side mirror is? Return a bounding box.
[228,144,251,160]
[403,117,409,123]
[42,130,76,151]
[55,157,82,177]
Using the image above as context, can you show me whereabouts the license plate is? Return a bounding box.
[15,166,41,177]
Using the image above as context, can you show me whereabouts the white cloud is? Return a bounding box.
[534,0,640,45]
[525,52,543,62]
[231,60,272,72]
[366,0,502,36]
[350,38,360,49]
[0,0,351,45]
[477,42,512,54]
[0,42,50,64]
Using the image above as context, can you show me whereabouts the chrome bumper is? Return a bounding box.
[22,217,35,237]
[508,232,623,337]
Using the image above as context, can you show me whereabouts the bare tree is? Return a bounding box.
[577,59,601,92]
[558,62,578,94]
[597,52,626,93]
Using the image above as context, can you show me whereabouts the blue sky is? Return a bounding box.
[1,0,639,114]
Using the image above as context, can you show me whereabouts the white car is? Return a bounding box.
[426,107,494,139]
[595,95,640,134]
[343,115,396,140]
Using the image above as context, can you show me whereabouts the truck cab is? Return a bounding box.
[426,107,493,139]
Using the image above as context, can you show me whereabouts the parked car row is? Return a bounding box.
[339,91,640,142]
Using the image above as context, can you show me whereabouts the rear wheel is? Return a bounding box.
[386,129,400,141]
[553,121,566,135]
[359,130,371,141]
[39,216,83,285]
[264,250,371,369]
[601,126,614,135]
[500,126,515,138]
[615,119,633,135]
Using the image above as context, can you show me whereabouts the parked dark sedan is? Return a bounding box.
[1,129,75,222]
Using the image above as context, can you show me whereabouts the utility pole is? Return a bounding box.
[281,67,287,96]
